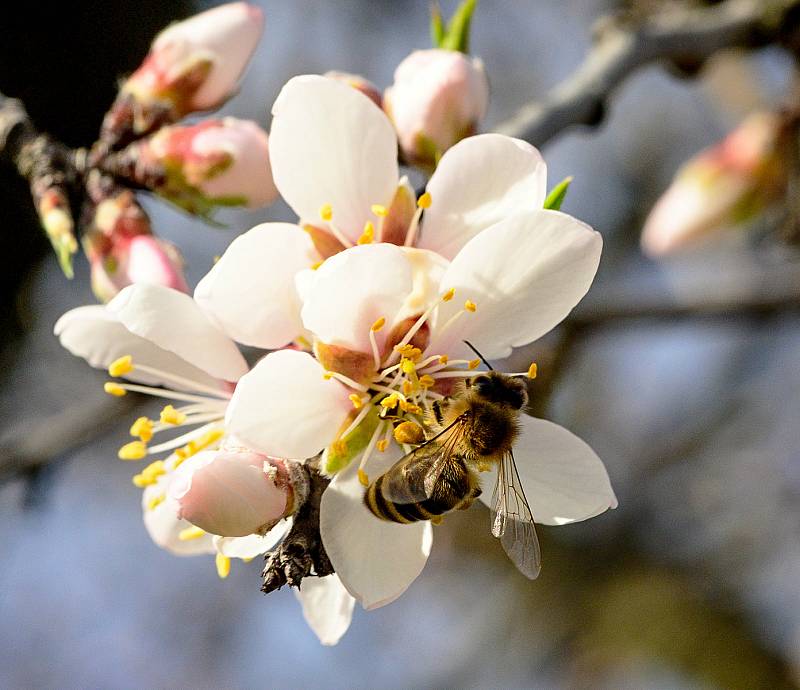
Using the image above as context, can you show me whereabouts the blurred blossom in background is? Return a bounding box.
[1,1,800,689]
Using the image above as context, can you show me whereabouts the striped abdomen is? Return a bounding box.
[364,456,480,524]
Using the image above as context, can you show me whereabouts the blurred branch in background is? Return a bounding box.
[497,0,800,147]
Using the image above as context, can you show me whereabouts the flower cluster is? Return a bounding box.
[57,72,616,644]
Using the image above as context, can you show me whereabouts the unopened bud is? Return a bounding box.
[642,111,787,257]
[168,449,292,537]
[130,118,278,213]
[324,71,382,108]
[384,49,488,169]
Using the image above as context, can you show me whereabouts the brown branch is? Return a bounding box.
[262,464,334,593]
[496,0,800,146]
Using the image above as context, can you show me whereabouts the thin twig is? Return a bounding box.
[497,0,800,146]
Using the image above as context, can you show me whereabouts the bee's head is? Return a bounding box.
[467,371,528,410]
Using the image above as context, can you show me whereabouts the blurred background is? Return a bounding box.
[1,1,800,688]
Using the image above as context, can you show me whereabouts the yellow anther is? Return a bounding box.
[319,203,333,222]
[394,421,425,445]
[357,221,375,245]
[417,191,432,209]
[174,448,187,461]
[371,316,386,332]
[438,355,449,365]
[311,260,324,270]
[141,459,166,479]
[442,288,456,302]
[403,403,423,415]
[104,382,127,397]
[178,526,206,541]
[380,393,400,409]
[132,474,149,488]
[118,440,147,461]
[464,300,477,313]
[468,358,481,370]
[527,362,538,379]
[401,358,416,375]
[323,371,334,380]
[216,554,231,579]
[130,416,154,442]
[242,557,254,564]
[108,355,133,377]
[402,380,413,396]
[377,439,389,452]
[419,374,435,388]
[160,404,187,425]
[147,493,165,511]
[371,204,388,217]
[349,393,364,410]
[358,469,370,487]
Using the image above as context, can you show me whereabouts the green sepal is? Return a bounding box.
[52,236,76,279]
[430,3,445,47]
[320,405,381,476]
[438,0,478,53]
[543,176,573,211]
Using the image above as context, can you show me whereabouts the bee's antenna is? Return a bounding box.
[463,340,494,371]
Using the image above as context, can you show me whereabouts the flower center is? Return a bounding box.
[103,354,230,495]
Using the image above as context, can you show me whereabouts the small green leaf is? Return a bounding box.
[543,176,573,211]
[430,2,445,47]
[440,0,478,53]
[53,237,76,279]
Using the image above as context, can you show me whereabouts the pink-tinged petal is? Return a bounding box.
[269,75,398,243]
[295,574,356,646]
[417,134,548,260]
[107,283,248,382]
[301,243,413,354]
[54,304,223,391]
[479,415,617,526]
[142,481,216,556]
[168,449,289,537]
[226,350,351,459]
[320,449,433,610]
[429,210,602,360]
[195,223,317,349]
[214,519,290,559]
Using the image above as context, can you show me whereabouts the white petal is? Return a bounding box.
[107,284,248,382]
[417,134,548,259]
[194,223,317,349]
[429,210,602,360]
[295,574,356,646]
[55,304,224,391]
[142,483,216,556]
[301,243,413,353]
[479,415,617,526]
[269,75,398,243]
[213,519,291,559]
[320,450,433,610]
[226,350,351,459]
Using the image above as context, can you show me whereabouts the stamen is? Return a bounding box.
[371,317,386,332]
[118,441,147,460]
[147,424,223,455]
[215,554,231,579]
[358,469,369,487]
[394,420,425,445]
[528,362,538,379]
[464,300,477,313]
[377,439,389,452]
[323,370,369,393]
[371,204,388,217]
[357,420,387,484]
[108,355,133,377]
[357,221,375,245]
[130,417,154,442]
[469,358,481,370]
[349,393,365,410]
[319,204,333,222]
[418,374,435,388]
[369,318,384,370]
[417,192,432,209]
[385,290,455,367]
[178,526,206,541]
[337,401,373,443]
[160,404,187,425]
[311,260,324,270]
[317,203,353,248]
[109,383,228,406]
[104,382,126,397]
[404,192,431,247]
[147,493,165,511]
[135,364,231,399]
[442,288,455,302]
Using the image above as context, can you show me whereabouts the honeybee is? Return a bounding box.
[364,344,541,579]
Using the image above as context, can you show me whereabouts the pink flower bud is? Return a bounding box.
[642,112,787,257]
[384,49,489,168]
[90,235,189,303]
[143,118,278,211]
[168,449,292,537]
[124,2,264,114]
[323,71,382,108]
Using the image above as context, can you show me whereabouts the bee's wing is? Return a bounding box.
[380,417,468,504]
[490,449,542,580]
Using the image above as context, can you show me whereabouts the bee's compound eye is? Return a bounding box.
[472,375,491,394]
